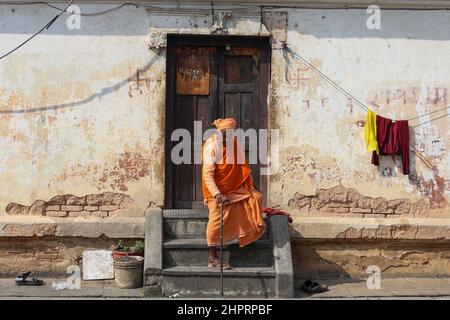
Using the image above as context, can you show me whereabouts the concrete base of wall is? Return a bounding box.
[3,215,450,280]
[0,216,145,276]
[293,239,450,279]
[292,216,450,279]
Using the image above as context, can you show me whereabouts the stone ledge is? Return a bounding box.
[292,216,450,241]
[0,216,145,238]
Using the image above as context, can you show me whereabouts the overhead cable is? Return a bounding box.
[0,0,74,61]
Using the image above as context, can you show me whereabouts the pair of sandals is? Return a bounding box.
[208,257,231,270]
[300,279,328,294]
[15,271,45,286]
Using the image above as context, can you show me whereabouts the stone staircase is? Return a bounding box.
[143,208,294,298]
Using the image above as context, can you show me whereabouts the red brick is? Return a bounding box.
[373,209,394,214]
[68,211,91,217]
[46,211,68,217]
[334,207,350,213]
[364,213,386,218]
[84,206,99,211]
[350,208,372,213]
[45,205,60,211]
[36,253,58,260]
[92,211,108,218]
[99,206,119,211]
[61,205,83,212]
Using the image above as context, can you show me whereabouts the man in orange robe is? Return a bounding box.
[202,118,266,268]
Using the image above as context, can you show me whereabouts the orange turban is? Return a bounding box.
[212,118,236,131]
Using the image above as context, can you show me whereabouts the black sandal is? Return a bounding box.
[15,271,45,286]
[300,279,328,294]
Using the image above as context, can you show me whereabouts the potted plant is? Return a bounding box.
[113,255,144,289]
[112,240,145,289]
[112,240,144,259]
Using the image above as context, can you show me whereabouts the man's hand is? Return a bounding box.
[215,193,229,204]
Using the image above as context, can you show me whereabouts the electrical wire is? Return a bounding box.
[2,2,262,16]
[44,2,128,16]
[1,1,449,129]
[409,105,450,121]
[284,43,370,113]
[0,0,74,61]
[283,44,450,127]
[2,2,450,11]
[413,113,450,127]
[283,43,446,167]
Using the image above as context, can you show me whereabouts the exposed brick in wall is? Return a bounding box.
[5,192,133,218]
[288,185,431,217]
[0,237,140,276]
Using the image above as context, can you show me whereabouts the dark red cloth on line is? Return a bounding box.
[371,115,410,175]
[262,208,293,223]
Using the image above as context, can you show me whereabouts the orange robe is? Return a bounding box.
[202,134,266,248]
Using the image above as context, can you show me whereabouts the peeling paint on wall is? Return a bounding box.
[0,5,449,219]
[269,9,450,214]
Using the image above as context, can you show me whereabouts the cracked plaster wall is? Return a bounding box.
[1,5,450,219]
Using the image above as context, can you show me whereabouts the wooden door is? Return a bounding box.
[218,47,263,192]
[165,36,270,209]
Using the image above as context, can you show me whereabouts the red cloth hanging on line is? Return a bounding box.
[371,115,410,175]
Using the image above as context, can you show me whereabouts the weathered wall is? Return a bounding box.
[0,237,141,276]
[0,4,271,218]
[293,240,450,279]
[3,6,448,219]
[1,4,450,279]
[269,9,450,218]
[0,4,165,217]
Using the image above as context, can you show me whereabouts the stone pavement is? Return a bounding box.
[295,278,450,299]
[0,278,145,299]
[1,277,450,299]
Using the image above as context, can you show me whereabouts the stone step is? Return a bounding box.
[163,208,209,218]
[161,266,276,297]
[163,209,270,240]
[163,239,273,267]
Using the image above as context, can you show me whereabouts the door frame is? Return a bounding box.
[164,34,271,209]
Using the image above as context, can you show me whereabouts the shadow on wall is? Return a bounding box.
[0,55,160,114]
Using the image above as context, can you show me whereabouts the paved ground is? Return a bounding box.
[1,277,450,299]
[0,278,145,299]
[295,278,450,299]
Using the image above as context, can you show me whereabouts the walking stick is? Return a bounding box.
[219,200,224,296]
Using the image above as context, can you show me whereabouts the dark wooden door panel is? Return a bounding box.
[173,95,194,208]
[219,47,262,190]
[166,38,269,209]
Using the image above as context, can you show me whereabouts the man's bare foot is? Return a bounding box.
[208,257,231,269]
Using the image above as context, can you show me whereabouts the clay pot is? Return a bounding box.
[112,251,142,259]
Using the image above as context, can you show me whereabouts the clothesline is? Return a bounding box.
[412,109,450,127]
[283,44,450,128]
